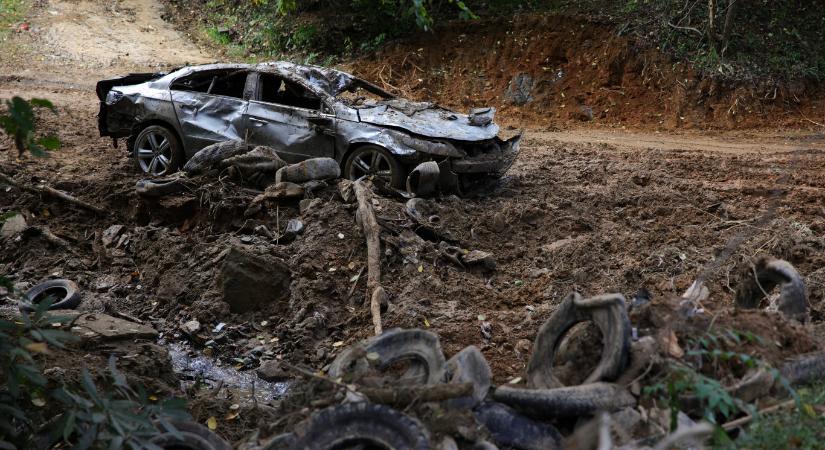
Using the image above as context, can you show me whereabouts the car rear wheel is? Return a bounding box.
[132,125,183,176]
[344,144,405,189]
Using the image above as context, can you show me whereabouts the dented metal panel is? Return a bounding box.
[355,99,499,141]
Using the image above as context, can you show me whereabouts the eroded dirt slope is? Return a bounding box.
[349,14,825,131]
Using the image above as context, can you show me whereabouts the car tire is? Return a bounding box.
[19,279,81,312]
[473,401,563,450]
[131,125,184,176]
[328,328,446,385]
[292,403,431,450]
[527,293,631,389]
[149,421,232,450]
[344,144,406,189]
[493,382,636,419]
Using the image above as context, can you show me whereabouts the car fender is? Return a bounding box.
[340,122,465,159]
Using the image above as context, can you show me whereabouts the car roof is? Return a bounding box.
[181,61,356,97]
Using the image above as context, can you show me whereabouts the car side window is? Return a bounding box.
[171,70,248,99]
[257,73,322,110]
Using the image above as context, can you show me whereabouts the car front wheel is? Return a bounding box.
[132,125,183,176]
[344,144,405,189]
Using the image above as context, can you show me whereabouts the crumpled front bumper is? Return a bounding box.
[450,134,522,176]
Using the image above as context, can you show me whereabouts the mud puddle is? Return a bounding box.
[167,342,289,404]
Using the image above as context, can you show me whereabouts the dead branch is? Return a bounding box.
[0,171,106,214]
[722,398,796,431]
[359,383,473,406]
[353,180,384,335]
[25,225,71,248]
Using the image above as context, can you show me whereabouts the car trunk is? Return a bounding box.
[96,73,164,136]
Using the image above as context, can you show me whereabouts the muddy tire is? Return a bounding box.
[183,140,253,175]
[527,293,631,389]
[150,421,232,450]
[446,345,492,409]
[19,279,81,312]
[344,144,406,189]
[473,401,562,450]
[735,257,807,321]
[292,402,431,450]
[135,175,187,197]
[132,125,184,177]
[328,328,446,385]
[493,382,636,419]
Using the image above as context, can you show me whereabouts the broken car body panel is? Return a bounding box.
[97,61,520,185]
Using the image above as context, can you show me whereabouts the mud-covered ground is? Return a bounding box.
[3,0,825,445]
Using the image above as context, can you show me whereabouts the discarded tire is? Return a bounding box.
[328,328,446,385]
[473,401,562,450]
[735,257,807,321]
[149,421,232,450]
[406,161,440,197]
[446,345,492,409]
[135,176,187,197]
[19,279,81,312]
[527,292,631,389]
[276,157,341,184]
[184,140,252,175]
[493,382,636,419]
[780,350,825,387]
[292,402,431,450]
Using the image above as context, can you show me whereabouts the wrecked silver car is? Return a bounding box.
[97,62,520,190]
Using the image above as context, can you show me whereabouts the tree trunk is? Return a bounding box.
[720,0,738,55]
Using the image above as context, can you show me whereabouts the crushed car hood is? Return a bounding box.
[356,99,500,141]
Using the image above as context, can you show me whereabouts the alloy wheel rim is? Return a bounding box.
[350,149,393,184]
[137,131,172,176]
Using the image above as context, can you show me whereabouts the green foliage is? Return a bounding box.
[644,327,816,447]
[717,383,825,450]
[0,287,189,449]
[195,0,482,58]
[0,0,29,38]
[0,96,60,157]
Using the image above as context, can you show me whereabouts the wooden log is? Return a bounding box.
[353,180,383,335]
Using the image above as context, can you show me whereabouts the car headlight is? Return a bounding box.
[105,90,124,105]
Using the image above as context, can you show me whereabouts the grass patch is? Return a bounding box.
[0,0,29,39]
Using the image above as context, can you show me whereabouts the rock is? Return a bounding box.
[576,105,594,121]
[257,359,290,382]
[528,268,550,278]
[504,73,534,106]
[1,213,26,238]
[101,225,125,247]
[219,247,291,313]
[542,237,575,253]
[67,313,158,342]
[490,212,506,232]
[182,319,201,334]
[299,198,322,215]
[279,219,305,244]
[463,250,496,271]
[254,225,273,239]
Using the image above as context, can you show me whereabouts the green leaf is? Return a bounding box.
[37,135,60,150]
[29,98,55,111]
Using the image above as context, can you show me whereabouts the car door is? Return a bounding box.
[169,68,251,155]
[244,72,335,164]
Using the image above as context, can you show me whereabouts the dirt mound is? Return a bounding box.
[348,13,825,131]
